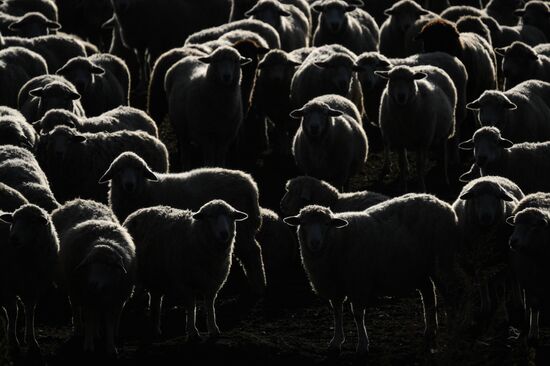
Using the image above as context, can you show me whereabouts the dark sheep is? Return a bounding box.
[0,182,27,212]
[36,126,169,203]
[56,54,130,116]
[484,0,523,26]
[441,5,484,22]
[98,152,266,296]
[0,115,37,150]
[0,0,58,21]
[515,1,550,40]
[479,15,547,48]
[495,41,550,89]
[456,16,492,45]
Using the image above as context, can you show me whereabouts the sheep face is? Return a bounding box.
[258,51,300,84]
[199,47,251,87]
[40,126,86,160]
[376,66,427,106]
[516,2,549,28]
[290,102,343,140]
[458,127,513,169]
[29,82,81,116]
[8,12,61,38]
[57,58,105,93]
[508,208,550,255]
[0,119,31,149]
[281,177,330,215]
[496,43,539,86]
[99,152,158,193]
[193,200,248,246]
[245,1,290,31]
[384,0,429,33]
[460,182,515,227]
[284,206,348,256]
[314,0,355,33]
[37,110,78,134]
[466,91,517,130]
[314,55,356,95]
[354,54,391,91]
[0,204,53,250]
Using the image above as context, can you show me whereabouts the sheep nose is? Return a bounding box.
[123,182,135,192]
[330,22,339,32]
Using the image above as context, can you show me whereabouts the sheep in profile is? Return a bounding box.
[379,0,434,58]
[2,12,61,38]
[514,1,550,40]
[377,65,456,192]
[290,44,363,114]
[56,54,130,116]
[495,41,550,89]
[245,0,309,51]
[0,115,37,150]
[35,107,158,137]
[0,204,59,355]
[484,0,524,26]
[0,182,28,212]
[124,200,247,339]
[311,0,379,54]
[18,75,84,122]
[99,152,266,296]
[466,80,550,143]
[290,94,367,190]
[478,16,547,49]
[0,0,58,21]
[36,126,168,203]
[58,219,135,354]
[165,46,251,168]
[280,175,388,215]
[459,126,550,193]
[283,194,460,356]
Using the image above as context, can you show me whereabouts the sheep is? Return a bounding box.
[456,16,493,45]
[280,175,388,215]
[123,200,246,339]
[466,80,550,143]
[56,54,130,117]
[495,41,550,89]
[0,182,27,212]
[1,11,61,38]
[376,65,456,192]
[289,94,367,190]
[0,144,59,211]
[479,15,547,48]
[18,75,84,122]
[165,46,251,168]
[515,1,550,41]
[379,0,434,58]
[459,126,550,193]
[452,176,524,323]
[0,46,47,108]
[0,33,86,72]
[441,5,484,22]
[98,151,266,296]
[56,0,112,49]
[36,126,168,203]
[484,0,523,26]
[415,19,498,104]
[283,194,460,356]
[354,51,468,133]
[245,0,309,51]
[506,193,550,346]
[311,0,379,54]
[185,19,281,49]
[58,218,135,354]
[0,115,37,150]
[0,0,58,21]
[290,44,363,115]
[34,107,158,137]
[0,204,59,355]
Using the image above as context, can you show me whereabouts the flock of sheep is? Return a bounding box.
[0,0,549,363]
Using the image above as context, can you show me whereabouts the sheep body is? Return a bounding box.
[496,41,550,89]
[0,114,37,150]
[0,182,27,212]
[0,0,58,21]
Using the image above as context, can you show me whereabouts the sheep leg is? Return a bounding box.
[23,300,39,354]
[205,293,221,339]
[480,280,491,316]
[350,302,369,357]
[149,292,163,338]
[417,150,427,193]
[527,308,540,347]
[5,298,19,353]
[397,149,408,192]
[419,281,438,353]
[73,305,84,337]
[183,295,199,341]
[234,231,266,296]
[82,307,96,353]
[443,141,450,186]
[105,305,123,355]
[328,298,345,356]
[379,145,390,181]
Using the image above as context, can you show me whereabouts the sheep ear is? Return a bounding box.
[314,60,330,69]
[90,65,105,75]
[331,218,348,228]
[8,20,22,31]
[283,216,301,226]
[378,59,391,68]
[528,51,539,61]
[417,9,429,16]
[374,70,389,79]
[289,107,305,119]
[413,72,427,80]
[29,87,44,98]
[192,211,206,221]
[345,5,357,12]
[288,57,302,67]
[240,57,253,66]
[257,47,270,56]
[311,2,324,12]
[244,7,257,17]
[326,108,343,117]
[466,100,481,110]
[0,213,13,224]
[497,186,515,202]
[101,15,117,30]
[69,91,81,100]
[458,139,474,150]
[459,189,476,200]
[514,9,525,16]
[232,210,248,222]
[499,137,514,148]
[46,21,62,30]
[72,135,86,143]
[143,167,159,181]
[384,8,395,16]
[198,55,212,64]
[98,166,116,183]
[505,215,515,226]
[493,47,506,57]
[504,99,517,110]
[279,9,292,16]
[459,165,480,182]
